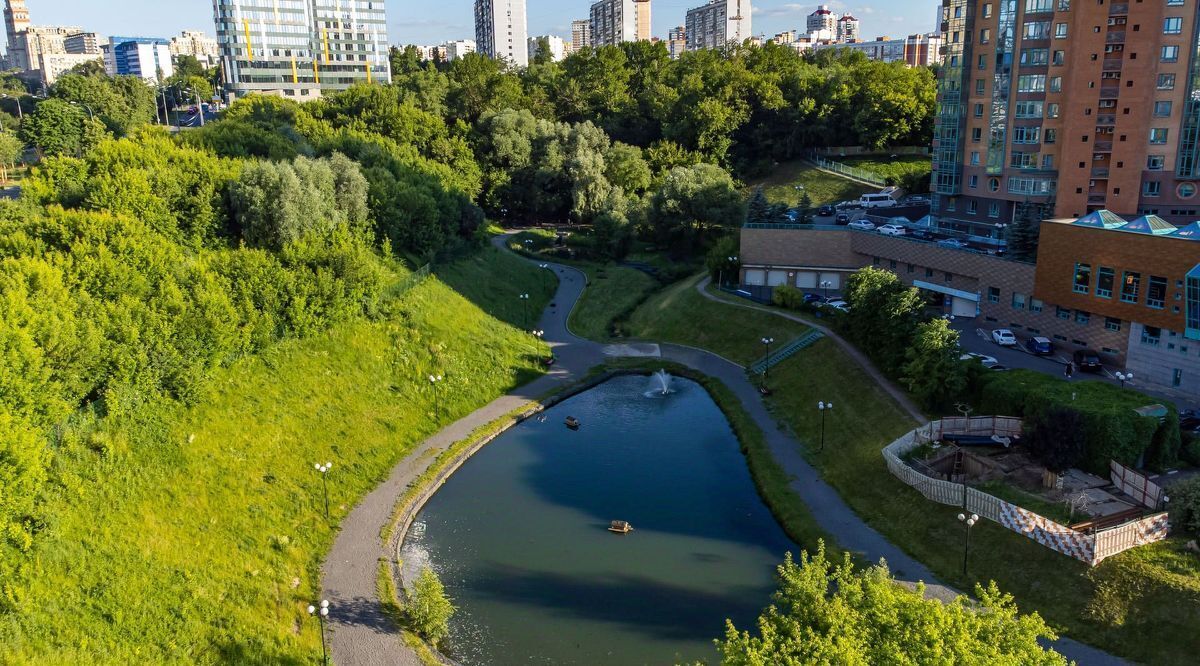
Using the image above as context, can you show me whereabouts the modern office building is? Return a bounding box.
[571,19,593,51]
[932,0,1200,241]
[169,30,219,67]
[589,0,652,48]
[836,13,860,42]
[684,0,752,51]
[813,33,944,67]
[211,0,390,101]
[104,37,173,83]
[807,5,837,34]
[475,0,528,67]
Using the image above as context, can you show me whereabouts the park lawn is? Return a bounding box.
[841,154,932,184]
[568,264,659,340]
[435,244,557,329]
[765,341,1200,665]
[625,274,811,366]
[0,272,548,664]
[745,159,875,207]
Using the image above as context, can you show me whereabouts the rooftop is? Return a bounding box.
[1053,210,1200,241]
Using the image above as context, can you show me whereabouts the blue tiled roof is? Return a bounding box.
[1171,222,1200,240]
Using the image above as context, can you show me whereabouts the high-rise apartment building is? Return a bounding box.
[684,0,752,52]
[211,0,390,102]
[668,25,687,59]
[589,0,652,48]
[836,14,860,42]
[64,32,101,55]
[169,30,219,67]
[807,5,837,34]
[571,19,593,51]
[446,39,477,61]
[475,0,528,67]
[105,36,173,84]
[3,0,29,69]
[933,0,1200,237]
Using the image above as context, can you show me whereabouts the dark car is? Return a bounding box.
[1072,349,1104,372]
[818,205,835,217]
[835,212,851,225]
[803,292,825,304]
[1180,410,1200,434]
[1024,336,1053,355]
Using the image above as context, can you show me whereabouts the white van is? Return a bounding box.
[859,192,897,209]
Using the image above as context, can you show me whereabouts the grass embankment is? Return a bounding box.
[841,155,932,185]
[435,245,557,329]
[0,259,550,664]
[745,159,875,207]
[626,275,811,365]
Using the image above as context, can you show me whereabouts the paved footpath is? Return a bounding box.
[320,236,1124,666]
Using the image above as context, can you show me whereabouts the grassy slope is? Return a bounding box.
[0,261,549,663]
[841,155,932,183]
[745,160,876,207]
[625,275,811,365]
[569,265,658,340]
[435,245,556,329]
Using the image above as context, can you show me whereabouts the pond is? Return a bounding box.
[400,374,796,665]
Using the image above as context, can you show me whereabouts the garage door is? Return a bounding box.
[767,270,789,286]
[819,273,842,290]
[796,272,817,288]
[952,296,978,318]
[744,269,766,286]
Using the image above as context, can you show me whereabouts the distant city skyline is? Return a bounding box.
[5,0,940,52]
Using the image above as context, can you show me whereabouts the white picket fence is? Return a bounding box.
[883,418,1170,566]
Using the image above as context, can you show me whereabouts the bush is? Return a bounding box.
[407,567,455,647]
[772,285,805,310]
[1182,432,1200,466]
[1169,477,1200,536]
[1025,407,1087,473]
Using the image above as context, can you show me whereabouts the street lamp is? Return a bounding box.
[428,374,444,421]
[718,255,738,289]
[820,280,833,301]
[0,94,22,122]
[818,401,833,452]
[1116,371,1133,388]
[519,293,531,330]
[957,512,979,576]
[538,263,552,292]
[760,337,775,388]
[307,599,330,665]
[314,462,333,520]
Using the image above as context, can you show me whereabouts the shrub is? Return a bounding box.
[1182,432,1200,466]
[1168,477,1200,536]
[1025,407,1087,473]
[407,567,455,647]
[772,285,805,310]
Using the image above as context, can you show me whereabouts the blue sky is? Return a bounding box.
[18,1,940,49]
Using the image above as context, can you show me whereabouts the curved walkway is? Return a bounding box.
[320,237,1123,666]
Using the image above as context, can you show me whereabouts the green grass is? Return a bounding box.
[569,265,659,340]
[625,275,811,365]
[0,272,548,664]
[435,244,557,329]
[744,159,876,207]
[841,155,932,184]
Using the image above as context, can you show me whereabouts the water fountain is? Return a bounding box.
[646,369,674,397]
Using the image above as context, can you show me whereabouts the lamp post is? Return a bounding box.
[760,337,775,388]
[519,293,530,331]
[313,462,332,520]
[818,401,833,452]
[532,328,545,360]
[1,94,22,122]
[428,374,444,421]
[1116,371,1133,388]
[307,599,330,665]
[957,512,979,576]
[820,280,833,301]
[718,255,738,289]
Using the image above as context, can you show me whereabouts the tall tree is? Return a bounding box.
[902,318,968,411]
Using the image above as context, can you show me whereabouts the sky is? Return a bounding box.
[12,1,941,50]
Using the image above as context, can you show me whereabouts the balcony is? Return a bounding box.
[1088,194,1107,204]
[1106,31,1126,43]
[1092,168,1111,178]
[1103,60,1123,72]
[1097,114,1117,124]
[1094,140,1114,152]
[1109,3,1129,14]
[1099,86,1121,99]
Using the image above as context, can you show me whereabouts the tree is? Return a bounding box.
[648,163,744,257]
[716,544,1067,666]
[605,142,651,195]
[229,154,368,249]
[20,98,86,157]
[0,131,23,181]
[705,235,740,285]
[1008,202,1043,262]
[407,567,455,647]
[1025,407,1087,473]
[797,192,814,224]
[843,267,925,375]
[901,319,967,411]
[745,186,771,225]
[1168,476,1200,536]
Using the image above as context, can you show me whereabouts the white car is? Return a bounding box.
[961,352,1004,370]
[822,299,851,313]
[877,224,907,237]
[847,219,876,231]
[991,329,1018,347]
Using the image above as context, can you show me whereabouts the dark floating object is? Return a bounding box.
[608,520,633,534]
[565,416,580,429]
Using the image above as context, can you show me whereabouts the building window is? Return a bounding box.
[1073,263,1092,293]
[1158,73,1176,90]
[1030,298,1044,313]
[1105,317,1122,332]
[1180,183,1198,199]
[1015,101,1044,118]
[1025,0,1054,11]
[1075,310,1090,325]
[1042,154,1054,169]
[1162,45,1180,63]
[978,53,988,69]
[1148,276,1167,308]
[1012,292,1027,309]
[926,267,934,278]
[1020,48,1049,66]
[1025,21,1052,39]
[1121,271,1142,303]
[974,103,984,117]
[1151,128,1169,144]
[1011,152,1039,169]
[1148,155,1165,170]
[970,152,981,166]
[945,272,954,282]
[1142,325,1162,346]
[1145,181,1162,196]
[1018,74,1046,92]
[1054,22,1068,38]
[1186,271,1200,338]
[1052,50,1065,65]
[1057,306,1072,320]
[972,127,983,141]
[981,28,991,44]
[968,200,979,214]
[1096,266,1115,298]
[969,174,979,188]
[1049,76,1062,92]
[976,79,986,95]
[988,201,1000,217]
[1164,17,1183,34]
[1045,129,1057,144]
[989,287,1001,303]
[1154,101,1173,118]
[1047,103,1060,118]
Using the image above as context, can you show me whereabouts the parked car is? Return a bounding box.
[803,292,825,304]
[835,212,852,224]
[877,224,907,237]
[937,238,968,249]
[904,194,930,203]
[1180,409,1200,434]
[961,352,1006,370]
[1024,336,1054,355]
[908,229,934,240]
[818,205,835,217]
[1072,349,1104,372]
[823,299,851,313]
[847,219,876,231]
[991,329,1018,347]
[859,192,897,209]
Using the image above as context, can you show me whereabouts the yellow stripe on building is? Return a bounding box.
[322,29,330,64]
[312,59,320,84]
[365,63,372,84]
[242,19,253,62]
[291,57,298,84]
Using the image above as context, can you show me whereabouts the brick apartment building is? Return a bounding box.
[739,213,1200,394]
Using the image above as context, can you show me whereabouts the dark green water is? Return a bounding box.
[400,375,795,665]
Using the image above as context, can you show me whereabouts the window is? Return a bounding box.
[1074,263,1092,293]
[1151,128,1169,144]
[1145,181,1162,196]
[1012,292,1027,309]
[1018,75,1046,92]
[1167,0,1184,4]
[1148,155,1165,170]
[1052,50,1065,66]
[1057,306,1072,320]
[1030,298,1044,313]
[969,174,979,188]
[972,127,983,141]
[1045,129,1057,144]
[980,28,991,44]
[989,287,1001,303]
[983,2,993,17]
[988,201,1000,217]
[975,78,986,95]
[1059,0,1070,9]
[1187,272,1200,337]
[1026,0,1054,11]
[1154,101,1172,117]
[1148,276,1167,308]
[1180,182,1197,199]
[1021,48,1049,66]
[1097,267,1114,298]
[1042,154,1054,169]
[978,53,988,69]
[1076,310,1090,325]
[1055,22,1068,38]
[1025,21,1052,39]
[1049,76,1062,92]
[968,200,979,214]
[1158,73,1176,90]
[970,152,981,166]
[1121,271,1141,303]
[1047,103,1060,118]
[990,178,1001,192]
[1011,152,1040,169]
[1162,45,1180,63]
[1015,100,1044,118]
[1142,325,1162,346]
[1164,17,1183,34]
[974,103,984,117]
[925,267,934,278]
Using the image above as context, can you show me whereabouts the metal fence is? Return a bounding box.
[884,418,1170,566]
[386,263,431,299]
[807,154,888,187]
